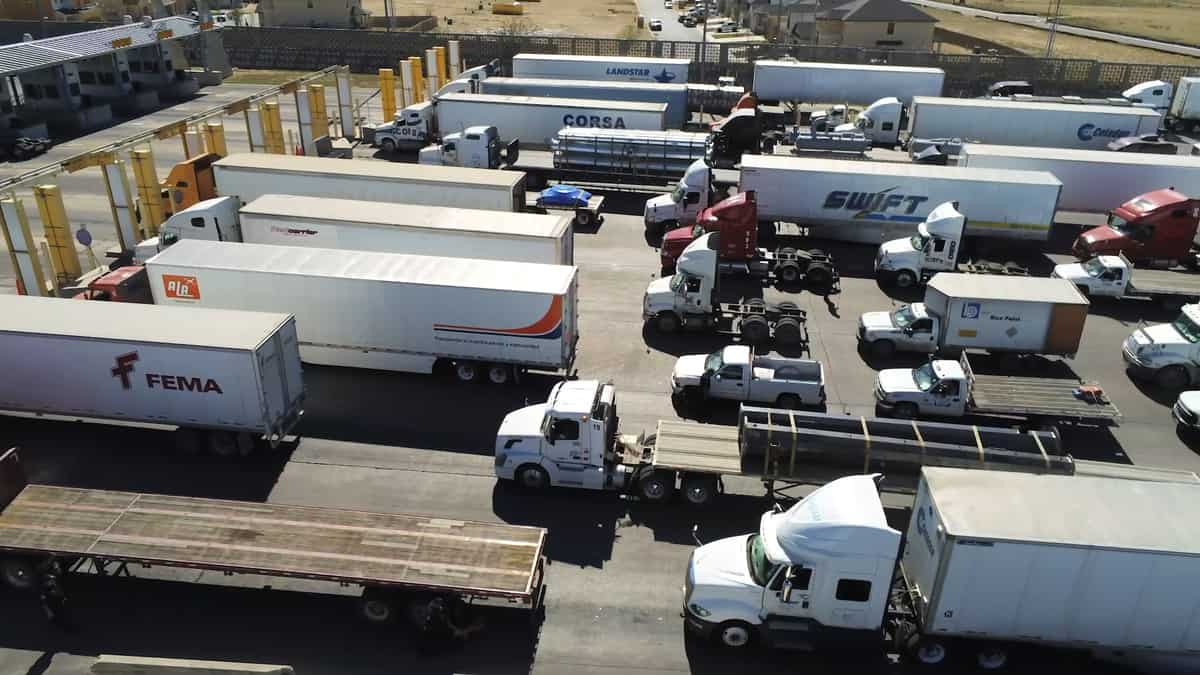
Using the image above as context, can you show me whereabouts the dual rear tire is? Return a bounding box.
[454,361,515,385]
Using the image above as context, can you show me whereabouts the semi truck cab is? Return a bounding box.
[418,125,517,169]
[134,196,241,263]
[1122,304,1200,389]
[1072,189,1200,266]
[372,101,436,152]
[660,190,757,269]
[840,96,905,148]
[683,474,899,649]
[644,159,714,235]
[874,360,969,417]
[643,234,720,327]
[495,380,643,491]
[873,201,964,287]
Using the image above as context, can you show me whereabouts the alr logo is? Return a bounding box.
[163,274,200,300]
[112,352,138,389]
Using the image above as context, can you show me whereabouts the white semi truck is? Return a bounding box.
[683,467,1200,674]
[958,144,1200,213]
[750,61,945,105]
[643,156,1062,244]
[138,194,574,265]
[510,53,690,84]
[1123,304,1200,389]
[145,240,578,384]
[908,97,1162,151]
[210,153,527,212]
[858,273,1089,359]
[0,295,304,456]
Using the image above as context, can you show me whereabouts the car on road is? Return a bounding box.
[664,0,673,6]
[716,20,738,32]
[649,18,663,30]
[1108,134,1178,154]
[682,15,697,25]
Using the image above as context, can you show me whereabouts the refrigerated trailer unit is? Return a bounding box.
[212,154,527,213]
[0,295,303,453]
[146,240,578,383]
[511,53,690,84]
[476,77,691,129]
[751,61,945,105]
[434,93,668,147]
[0,448,547,627]
[739,155,1062,243]
[909,97,1163,150]
[238,194,575,265]
[957,144,1200,213]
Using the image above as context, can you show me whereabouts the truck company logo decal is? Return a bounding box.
[823,187,929,222]
[961,302,981,319]
[434,295,563,340]
[562,114,627,129]
[162,274,201,300]
[607,67,651,77]
[1077,124,1132,142]
[111,351,224,394]
[269,226,319,237]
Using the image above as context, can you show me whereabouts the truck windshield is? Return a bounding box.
[892,305,917,328]
[669,273,685,293]
[1082,257,1107,277]
[909,233,928,251]
[1106,213,1131,233]
[705,350,724,373]
[913,363,938,391]
[1173,314,1200,343]
[747,534,775,587]
[670,183,687,204]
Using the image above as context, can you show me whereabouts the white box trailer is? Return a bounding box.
[925,273,1089,354]
[958,143,1200,213]
[477,77,690,129]
[239,194,574,265]
[905,467,1200,669]
[511,53,690,84]
[212,154,527,213]
[739,155,1062,243]
[909,97,1163,150]
[1167,76,1200,132]
[0,295,303,449]
[435,93,667,148]
[145,240,579,383]
[751,61,945,105]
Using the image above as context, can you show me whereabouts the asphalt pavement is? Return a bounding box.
[905,0,1200,58]
[0,81,1198,675]
[635,0,704,42]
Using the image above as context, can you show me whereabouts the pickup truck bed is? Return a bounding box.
[0,452,545,601]
[968,373,1121,424]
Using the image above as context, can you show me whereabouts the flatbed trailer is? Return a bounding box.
[1126,268,1200,300]
[0,448,546,626]
[524,190,605,228]
[962,353,1122,425]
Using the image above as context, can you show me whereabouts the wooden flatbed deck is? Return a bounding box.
[0,459,545,600]
[970,374,1121,423]
[1130,269,1200,296]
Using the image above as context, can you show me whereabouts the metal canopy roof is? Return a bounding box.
[0,17,200,77]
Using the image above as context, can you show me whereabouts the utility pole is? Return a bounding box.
[1044,0,1062,56]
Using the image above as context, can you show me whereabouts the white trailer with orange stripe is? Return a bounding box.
[145,240,578,384]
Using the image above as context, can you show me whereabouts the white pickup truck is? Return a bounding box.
[1052,253,1200,311]
[669,346,825,409]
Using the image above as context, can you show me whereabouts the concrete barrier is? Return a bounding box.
[92,655,294,675]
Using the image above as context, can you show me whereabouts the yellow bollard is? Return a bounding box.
[202,121,228,157]
[435,46,448,86]
[31,184,81,285]
[310,84,329,140]
[379,69,397,121]
[260,100,286,154]
[409,56,424,103]
[129,148,165,239]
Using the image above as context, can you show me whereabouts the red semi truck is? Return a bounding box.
[658,191,838,289]
[1073,188,1200,268]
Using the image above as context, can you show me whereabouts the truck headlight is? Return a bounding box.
[688,603,712,618]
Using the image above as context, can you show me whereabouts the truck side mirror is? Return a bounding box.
[781,580,793,603]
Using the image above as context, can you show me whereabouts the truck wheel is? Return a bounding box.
[575,210,594,228]
[207,431,239,457]
[517,464,550,491]
[806,264,833,287]
[893,402,919,419]
[380,138,396,153]
[358,589,396,624]
[777,262,801,284]
[895,270,917,289]
[716,620,754,648]
[1155,365,1190,390]
[739,315,770,344]
[912,637,949,666]
[775,393,801,409]
[655,312,682,334]
[976,645,1009,671]
[773,317,804,347]
[682,475,718,506]
[871,340,896,359]
[1161,295,1187,312]
[637,469,675,503]
[235,432,256,456]
[454,361,482,383]
[1,557,35,590]
[487,364,512,385]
